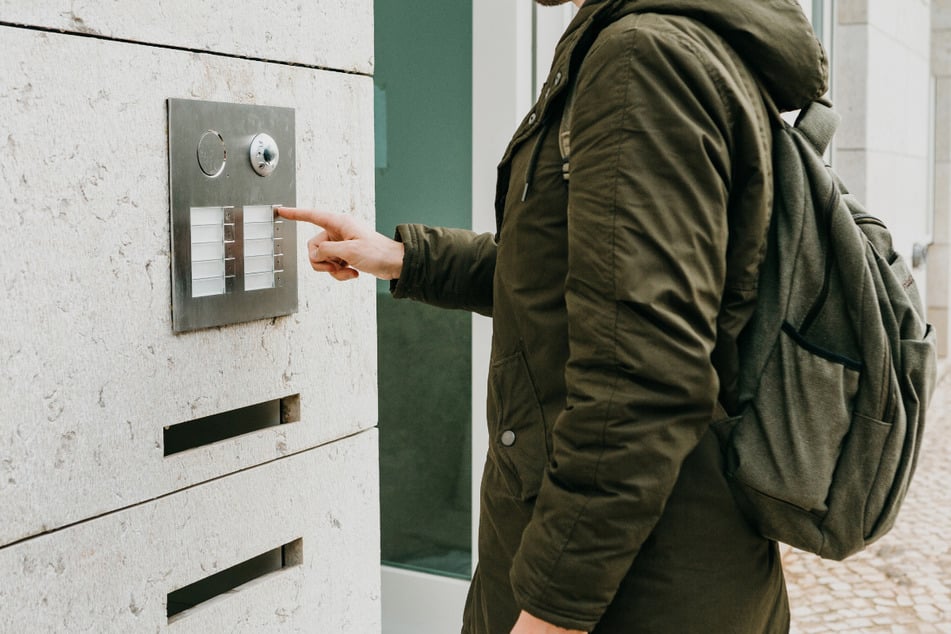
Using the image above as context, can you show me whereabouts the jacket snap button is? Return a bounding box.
[554,72,562,85]
[501,430,516,447]
[528,113,537,125]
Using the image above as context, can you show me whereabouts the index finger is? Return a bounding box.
[276,207,339,228]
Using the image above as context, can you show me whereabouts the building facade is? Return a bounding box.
[0,1,945,633]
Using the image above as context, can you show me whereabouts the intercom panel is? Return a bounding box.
[167,98,297,332]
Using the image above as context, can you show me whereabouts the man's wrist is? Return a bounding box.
[385,240,405,280]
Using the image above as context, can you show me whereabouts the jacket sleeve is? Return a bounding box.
[509,18,736,630]
[389,223,496,316]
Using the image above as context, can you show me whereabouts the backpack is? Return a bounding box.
[559,89,938,560]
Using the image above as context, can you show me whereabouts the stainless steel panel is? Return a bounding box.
[168,98,297,332]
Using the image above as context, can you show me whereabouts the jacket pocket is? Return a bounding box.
[486,349,549,501]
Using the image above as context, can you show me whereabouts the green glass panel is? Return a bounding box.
[375,0,473,579]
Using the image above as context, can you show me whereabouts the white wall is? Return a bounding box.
[833,0,933,264]
[0,3,381,630]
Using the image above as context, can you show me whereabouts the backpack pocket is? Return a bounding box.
[859,327,937,541]
[732,326,860,511]
[820,325,937,559]
[721,326,862,555]
[486,350,549,501]
[818,412,892,557]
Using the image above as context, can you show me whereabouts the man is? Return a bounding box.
[280,0,827,631]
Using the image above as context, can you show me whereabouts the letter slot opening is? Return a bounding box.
[166,538,304,622]
[163,394,301,456]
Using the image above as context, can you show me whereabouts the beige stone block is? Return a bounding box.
[0,0,373,74]
[0,27,377,546]
[933,161,951,239]
[835,20,929,153]
[934,80,951,161]
[926,293,949,359]
[838,0,869,24]
[933,1,951,31]
[867,0,931,58]
[931,29,951,76]
[926,243,950,307]
[864,29,931,157]
[0,431,381,633]
[832,25,869,150]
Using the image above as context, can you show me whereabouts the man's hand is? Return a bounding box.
[511,610,586,634]
[276,207,404,281]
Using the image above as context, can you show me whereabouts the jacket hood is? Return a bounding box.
[574,0,828,111]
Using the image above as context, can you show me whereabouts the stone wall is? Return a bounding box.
[931,1,951,356]
[833,0,933,278]
[0,3,380,631]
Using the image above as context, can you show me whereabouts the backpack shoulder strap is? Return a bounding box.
[794,99,840,155]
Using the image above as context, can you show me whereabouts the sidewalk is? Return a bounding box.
[783,371,951,633]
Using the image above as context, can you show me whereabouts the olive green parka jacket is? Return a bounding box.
[391,1,827,631]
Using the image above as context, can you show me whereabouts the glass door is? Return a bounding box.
[375,1,474,631]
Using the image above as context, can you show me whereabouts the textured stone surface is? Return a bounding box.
[840,0,931,50]
[864,28,931,157]
[870,0,931,59]
[936,1,951,32]
[0,1,373,74]
[838,0,869,25]
[832,24,868,152]
[785,373,951,632]
[933,27,951,77]
[835,24,930,156]
[832,4,932,289]
[0,26,377,547]
[930,76,951,358]
[0,430,381,633]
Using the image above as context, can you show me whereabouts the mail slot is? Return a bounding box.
[167,99,298,332]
